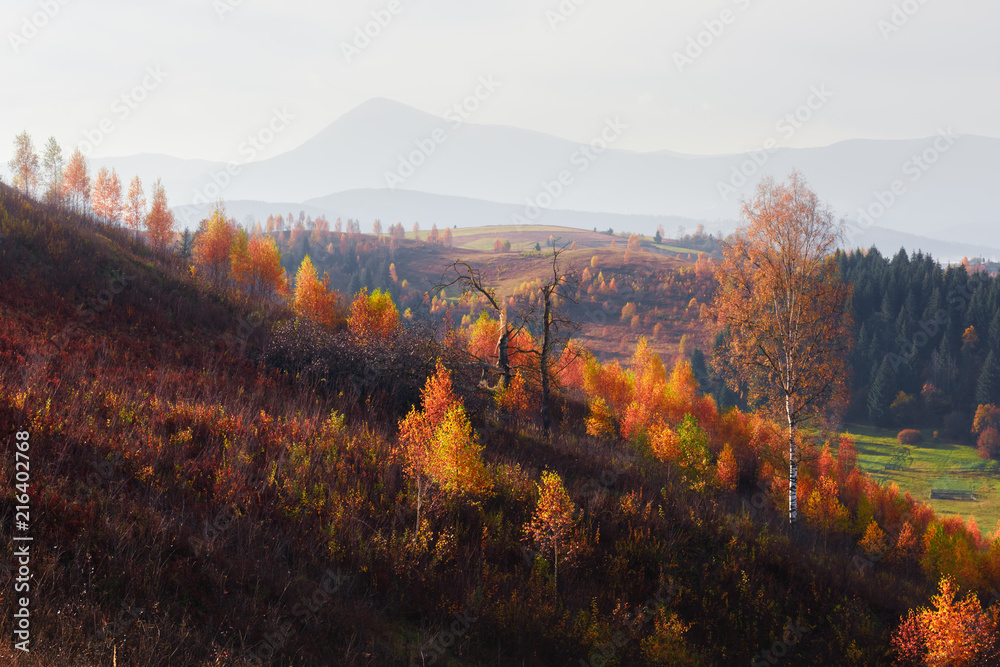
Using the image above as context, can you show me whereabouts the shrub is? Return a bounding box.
[897,429,923,445]
[976,427,1000,460]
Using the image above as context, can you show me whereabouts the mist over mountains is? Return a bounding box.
[85,98,998,262]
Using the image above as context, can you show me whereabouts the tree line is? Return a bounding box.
[6,131,175,250]
[838,246,1000,437]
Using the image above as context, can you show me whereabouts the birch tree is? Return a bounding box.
[712,172,851,526]
[8,131,39,196]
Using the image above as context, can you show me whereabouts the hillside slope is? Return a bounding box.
[0,185,981,665]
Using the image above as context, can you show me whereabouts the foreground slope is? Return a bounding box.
[0,184,988,665]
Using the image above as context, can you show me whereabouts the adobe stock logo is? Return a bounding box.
[384,76,502,189]
[8,0,73,54]
[716,85,833,202]
[77,66,169,157]
[842,127,957,248]
[340,0,412,64]
[672,0,757,72]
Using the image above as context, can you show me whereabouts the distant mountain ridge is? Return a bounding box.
[81,97,998,253]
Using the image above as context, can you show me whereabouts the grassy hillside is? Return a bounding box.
[2,185,997,665]
[307,237,715,363]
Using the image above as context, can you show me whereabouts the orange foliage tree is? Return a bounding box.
[802,475,849,547]
[495,371,537,430]
[892,577,999,666]
[234,235,286,303]
[144,178,175,251]
[973,404,1000,459]
[91,166,122,224]
[348,288,399,339]
[712,172,852,526]
[716,443,739,492]
[8,131,40,196]
[441,261,518,386]
[193,205,238,287]
[61,147,90,213]
[621,338,669,441]
[124,175,145,237]
[293,255,343,330]
[400,361,490,530]
[524,470,580,591]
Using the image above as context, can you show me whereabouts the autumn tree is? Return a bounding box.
[123,176,145,238]
[233,235,286,303]
[427,405,491,499]
[495,371,537,430]
[61,148,91,213]
[717,443,739,492]
[400,362,489,531]
[41,137,64,206]
[144,179,175,250]
[349,288,399,340]
[293,255,343,330]
[193,204,238,287]
[310,216,330,249]
[442,227,452,247]
[91,167,123,224]
[672,415,713,491]
[802,475,849,548]
[8,131,40,196]
[712,172,852,526]
[892,577,999,666]
[524,470,580,592]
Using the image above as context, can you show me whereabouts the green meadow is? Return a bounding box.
[839,423,1000,532]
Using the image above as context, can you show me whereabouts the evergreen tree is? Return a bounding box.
[976,351,1000,407]
[690,348,710,392]
[179,229,193,258]
[989,311,1000,354]
[347,271,361,298]
[868,356,896,426]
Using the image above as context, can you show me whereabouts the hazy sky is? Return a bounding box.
[2,0,998,161]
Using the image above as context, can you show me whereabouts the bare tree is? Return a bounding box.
[438,260,515,387]
[438,245,580,437]
[533,244,580,436]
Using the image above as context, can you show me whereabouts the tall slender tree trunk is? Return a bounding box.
[498,308,511,387]
[541,295,552,438]
[786,396,798,527]
[553,541,559,595]
[415,476,423,537]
